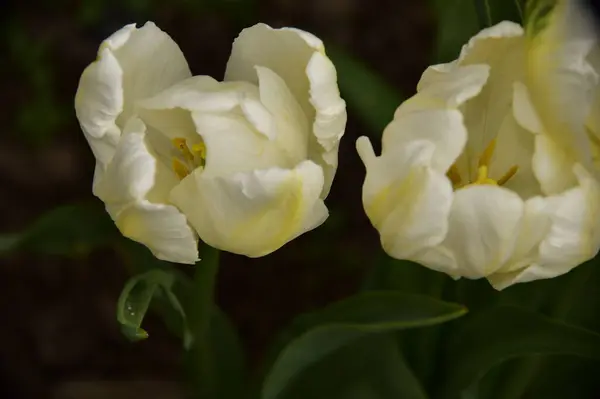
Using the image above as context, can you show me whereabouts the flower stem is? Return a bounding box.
[499,264,592,399]
[186,245,220,399]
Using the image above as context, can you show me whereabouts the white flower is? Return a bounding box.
[357,5,600,290]
[75,22,346,263]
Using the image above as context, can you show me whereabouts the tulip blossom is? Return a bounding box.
[357,2,600,289]
[75,22,346,263]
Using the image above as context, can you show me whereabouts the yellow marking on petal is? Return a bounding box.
[449,138,519,190]
[172,158,190,180]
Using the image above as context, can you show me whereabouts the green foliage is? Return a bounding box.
[116,268,193,345]
[326,46,404,135]
[439,306,600,398]
[430,0,523,63]
[7,22,67,146]
[260,291,466,399]
[0,202,118,257]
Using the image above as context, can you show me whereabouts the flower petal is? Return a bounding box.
[490,109,540,199]
[192,112,288,177]
[526,0,598,171]
[442,186,524,279]
[533,135,577,194]
[489,164,600,288]
[170,160,327,257]
[382,109,467,174]
[75,22,191,166]
[113,22,191,124]
[255,66,309,165]
[225,23,346,197]
[75,48,123,165]
[357,137,453,259]
[115,201,199,264]
[92,119,198,263]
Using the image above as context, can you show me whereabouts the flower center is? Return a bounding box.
[446,139,519,190]
[171,137,206,180]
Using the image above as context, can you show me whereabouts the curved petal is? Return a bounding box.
[382,109,467,174]
[408,64,490,112]
[112,22,191,124]
[75,22,190,166]
[526,0,598,170]
[357,137,453,259]
[533,135,577,194]
[92,119,198,263]
[75,48,123,166]
[256,66,309,166]
[192,112,288,177]
[170,160,327,257]
[225,23,346,197]
[442,185,524,279]
[115,200,199,264]
[490,109,540,199]
[489,164,600,288]
[93,118,179,205]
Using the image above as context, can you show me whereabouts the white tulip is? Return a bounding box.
[75,22,346,263]
[357,3,600,290]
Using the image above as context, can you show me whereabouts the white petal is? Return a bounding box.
[382,109,467,173]
[408,64,490,111]
[75,22,190,166]
[442,186,524,279]
[512,82,544,134]
[489,164,600,288]
[532,135,577,194]
[192,112,287,177]
[136,76,255,143]
[357,137,453,259]
[457,21,524,65]
[170,160,327,257]
[93,121,155,204]
[526,1,598,170]
[490,110,540,199]
[93,118,179,204]
[75,48,123,165]
[113,22,191,124]
[115,201,199,264]
[225,23,346,197]
[256,66,309,164]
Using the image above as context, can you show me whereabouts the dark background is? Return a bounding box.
[0,1,433,398]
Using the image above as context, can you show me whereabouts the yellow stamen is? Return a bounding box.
[478,139,496,167]
[497,165,519,186]
[191,142,206,160]
[446,138,519,190]
[172,158,190,180]
[172,138,195,162]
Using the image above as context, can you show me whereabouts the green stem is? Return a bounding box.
[186,245,220,399]
[498,265,592,399]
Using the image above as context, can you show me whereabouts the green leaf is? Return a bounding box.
[429,0,523,63]
[116,269,192,346]
[439,306,600,398]
[1,202,118,256]
[326,46,403,134]
[210,307,247,399]
[281,334,428,399]
[430,0,479,62]
[261,291,466,399]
